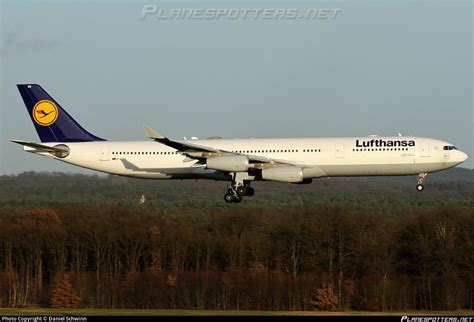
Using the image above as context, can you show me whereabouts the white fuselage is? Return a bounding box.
[24,136,468,181]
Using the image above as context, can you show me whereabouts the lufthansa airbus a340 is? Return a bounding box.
[12,84,468,203]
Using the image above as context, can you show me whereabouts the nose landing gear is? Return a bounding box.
[416,173,427,192]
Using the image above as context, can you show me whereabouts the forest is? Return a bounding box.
[0,168,473,311]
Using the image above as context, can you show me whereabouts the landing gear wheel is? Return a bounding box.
[224,193,235,203]
[416,173,427,192]
[236,186,247,196]
[245,187,255,197]
[233,195,243,203]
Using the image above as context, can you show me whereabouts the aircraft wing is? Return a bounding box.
[145,126,219,153]
[144,125,310,168]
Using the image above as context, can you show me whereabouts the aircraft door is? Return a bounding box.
[420,143,430,157]
[100,145,110,161]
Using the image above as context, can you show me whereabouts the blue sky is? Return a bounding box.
[0,0,472,174]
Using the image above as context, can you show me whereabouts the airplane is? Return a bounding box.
[12,84,469,203]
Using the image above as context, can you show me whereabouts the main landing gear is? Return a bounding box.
[224,173,255,203]
[416,173,427,192]
[224,184,255,203]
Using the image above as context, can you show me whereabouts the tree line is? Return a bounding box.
[0,203,472,311]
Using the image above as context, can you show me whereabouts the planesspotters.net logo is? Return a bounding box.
[401,317,474,322]
[140,4,342,21]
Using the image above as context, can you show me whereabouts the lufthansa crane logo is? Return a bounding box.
[32,100,58,126]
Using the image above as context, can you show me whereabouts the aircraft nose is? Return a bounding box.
[459,151,469,162]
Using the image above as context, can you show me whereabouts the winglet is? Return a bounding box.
[144,125,165,140]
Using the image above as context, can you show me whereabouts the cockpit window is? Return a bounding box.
[443,146,457,151]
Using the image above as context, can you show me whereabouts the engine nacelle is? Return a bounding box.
[206,155,249,172]
[261,166,304,183]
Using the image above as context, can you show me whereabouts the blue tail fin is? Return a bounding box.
[17,84,105,142]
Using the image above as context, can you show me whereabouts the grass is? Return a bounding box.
[0,308,473,316]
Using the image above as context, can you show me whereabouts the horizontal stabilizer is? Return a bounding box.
[10,140,68,153]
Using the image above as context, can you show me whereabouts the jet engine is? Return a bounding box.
[206,155,249,172]
[261,166,304,183]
